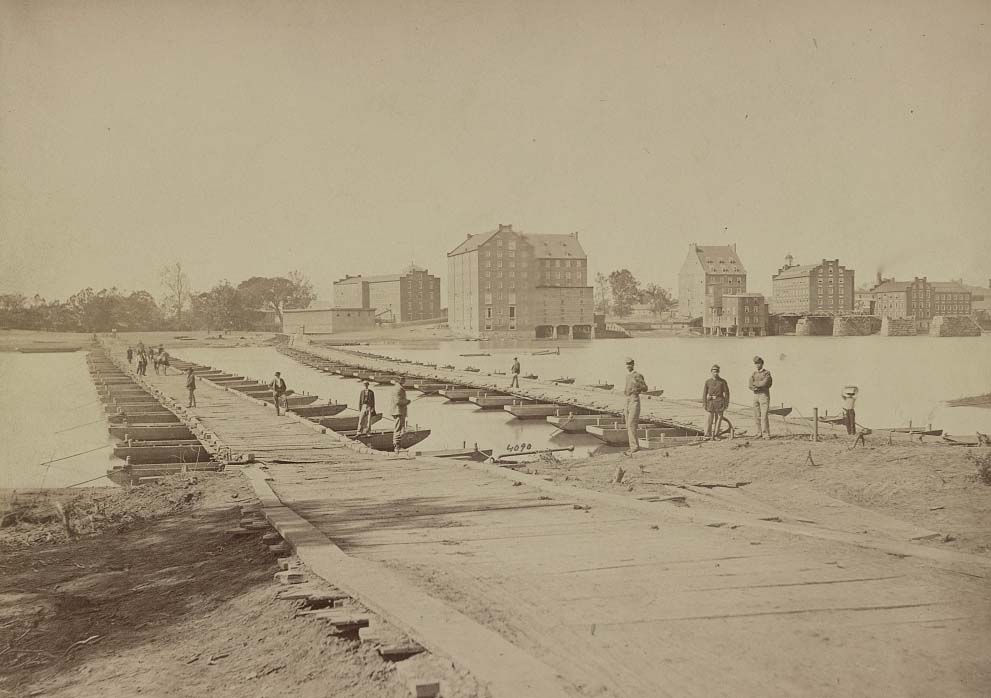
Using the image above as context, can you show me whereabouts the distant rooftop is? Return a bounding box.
[448,224,586,258]
[691,244,746,274]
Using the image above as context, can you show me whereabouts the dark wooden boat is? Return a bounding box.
[440,364,455,370]
[17,346,81,353]
[942,434,990,446]
[345,429,431,451]
[107,461,223,486]
[586,382,614,390]
[523,374,538,380]
[459,352,491,357]
[288,403,348,418]
[464,366,481,373]
[551,377,575,384]
[113,444,211,464]
[318,412,382,432]
[887,427,943,436]
[531,348,560,356]
[768,406,793,417]
[643,389,664,397]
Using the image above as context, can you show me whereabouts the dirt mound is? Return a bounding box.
[0,475,232,551]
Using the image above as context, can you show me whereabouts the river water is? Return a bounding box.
[3,335,988,489]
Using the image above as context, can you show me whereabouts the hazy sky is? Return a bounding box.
[2,0,989,303]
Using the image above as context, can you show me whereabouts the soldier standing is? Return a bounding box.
[392,378,410,452]
[509,357,521,388]
[702,364,730,440]
[623,357,648,456]
[748,356,773,439]
[841,385,859,435]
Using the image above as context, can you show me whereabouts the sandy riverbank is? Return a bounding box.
[520,436,991,557]
[0,472,471,698]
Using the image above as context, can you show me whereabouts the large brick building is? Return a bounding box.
[447,224,593,338]
[333,266,441,323]
[871,277,972,321]
[677,244,747,321]
[770,256,855,315]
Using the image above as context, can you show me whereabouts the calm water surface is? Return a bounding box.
[1,353,114,489]
[3,336,988,488]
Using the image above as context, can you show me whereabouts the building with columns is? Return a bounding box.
[447,224,593,338]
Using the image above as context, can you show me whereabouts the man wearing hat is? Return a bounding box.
[509,357,521,388]
[357,381,376,436]
[392,378,410,451]
[841,385,859,435]
[270,371,288,416]
[748,356,773,439]
[702,364,730,440]
[623,357,649,455]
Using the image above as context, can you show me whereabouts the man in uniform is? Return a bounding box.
[357,381,376,436]
[702,364,730,440]
[623,357,648,456]
[748,356,773,439]
[509,357,521,388]
[270,371,287,415]
[392,378,411,451]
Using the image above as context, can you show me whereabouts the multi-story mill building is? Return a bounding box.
[770,256,855,315]
[447,224,594,338]
[678,244,748,321]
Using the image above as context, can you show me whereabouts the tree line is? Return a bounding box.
[0,262,315,333]
[594,269,675,317]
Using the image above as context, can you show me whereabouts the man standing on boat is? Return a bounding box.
[357,381,376,436]
[748,356,773,439]
[623,357,648,456]
[270,371,288,415]
[703,364,730,440]
[509,357,521,388]
[185,368,197,407]
[392,378,410,451]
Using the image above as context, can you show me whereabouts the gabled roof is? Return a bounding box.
[447,228,587,258]
[447,229,501,256]
[526,234,586,258]
[774,264,817,280]
[694,245,746,274]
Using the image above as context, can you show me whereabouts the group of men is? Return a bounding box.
[356,378,410,452]
[126,343,169,376]
[621,355,779,455]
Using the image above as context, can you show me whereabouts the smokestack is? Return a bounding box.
[876,271,882,286]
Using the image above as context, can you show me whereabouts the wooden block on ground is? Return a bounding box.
[248,520,271,530]
[379,642,426,662]
[275,585,322,600]
[239,518,256,528]
[262,532,283,544]
[269,542,290,555]
[274,570,305,585]
[408,680,441,698]
[301,591,350,609]
[276,556,295,570]
[308,609,370,631]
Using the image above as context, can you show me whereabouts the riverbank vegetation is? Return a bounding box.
[0,265,315,334]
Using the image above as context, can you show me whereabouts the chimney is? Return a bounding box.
[784,254,794,269]
[876,271,882,286]
[498,224,512,232]
[466,234,472,239]
[572,231,579,238]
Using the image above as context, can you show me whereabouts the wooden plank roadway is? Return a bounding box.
[133,349,990,697]
[292,343,836,438]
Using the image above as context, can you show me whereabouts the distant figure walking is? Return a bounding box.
[357,381,376,436]
[270,371,288,415]
[126,347,133,364]
[703,364,730,440]
[137,351,147,376]
[185,368,197,407]
[623,357,648,456]
[510,357,521,388]
[842,385,859,435]
[152,351,161,375]
[392,379,410,452]
[748,356,773,439]
[159,351,170,375]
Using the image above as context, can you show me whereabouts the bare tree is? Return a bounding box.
[160,261,191,325]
